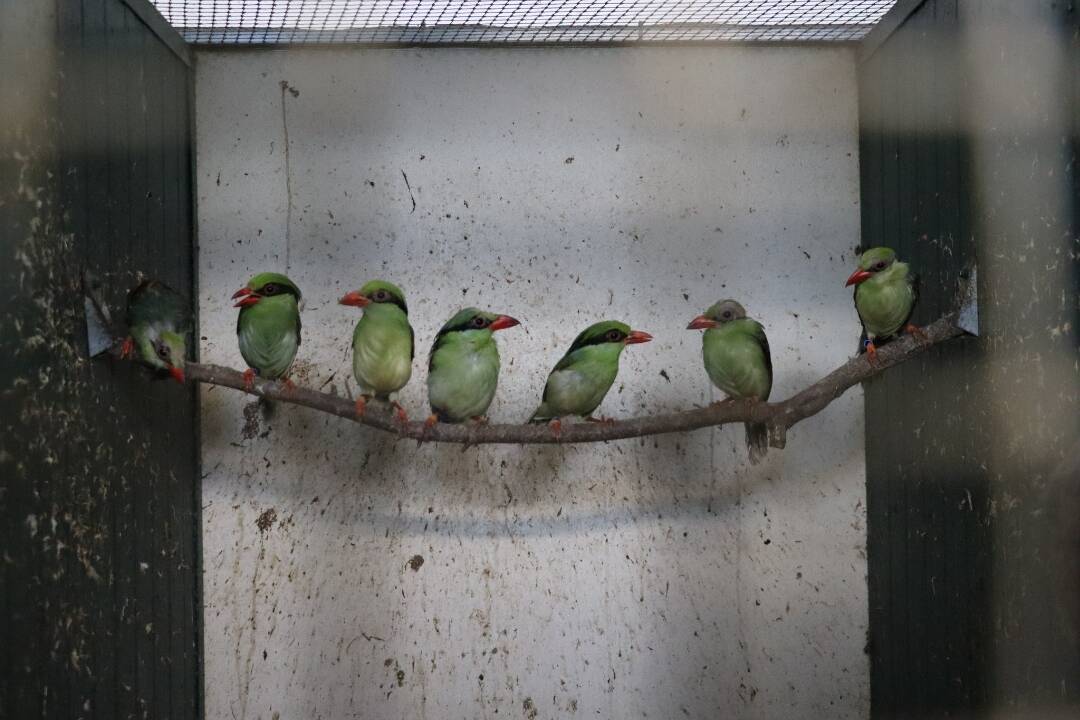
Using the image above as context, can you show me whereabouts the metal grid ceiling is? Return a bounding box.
[150,1,897,45]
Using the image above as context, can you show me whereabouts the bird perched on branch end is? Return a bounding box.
[845,246,923,363]
[120,279,190,384]
[688,300,772,464]
[529,320,652,438]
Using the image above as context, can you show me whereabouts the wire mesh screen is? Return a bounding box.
[150,1,897,45]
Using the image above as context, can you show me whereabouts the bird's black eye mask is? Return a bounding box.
[605,329,627,343]
[371,289,408,314]
[438,315,491,337]
[569,328,628,351]
[255,282,301,300]
[155,341,170,360]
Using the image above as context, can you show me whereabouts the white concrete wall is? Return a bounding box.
[196,46,867,720]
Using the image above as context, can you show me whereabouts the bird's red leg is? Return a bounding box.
[586,415,616,425]
[242,368,256,392]
[548,418,562,440]
[279,377,296,394]
[905,323,929,344]
[416,414,439,447]
[119,336,135,359]
[391,402,409,425]
[865,341,879,366]
[354,395,368,418]
[470,416,489,425]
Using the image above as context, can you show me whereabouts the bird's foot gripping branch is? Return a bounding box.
[183,314,966,446]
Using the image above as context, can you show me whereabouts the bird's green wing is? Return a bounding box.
[128,280,190,332]
[237,295,301,378]
[750,320,773,388]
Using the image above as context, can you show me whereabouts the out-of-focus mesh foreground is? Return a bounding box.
[150,0,897,45]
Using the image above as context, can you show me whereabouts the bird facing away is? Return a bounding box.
[232,272,302,391]
[121,279,190,384]
[339,279,413,423]
[688,299,773,465]
[426,307,520,427]
[529,320,652,437]
[845,246,921,362]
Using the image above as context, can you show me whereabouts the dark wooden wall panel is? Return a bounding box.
[859,0,1080,717]
[1,1,199,718]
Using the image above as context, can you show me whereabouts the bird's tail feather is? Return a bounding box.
[745,422,768,465]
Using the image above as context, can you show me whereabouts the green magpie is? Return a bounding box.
[425,307,520,427]
[845,246,921,362]
[339,279,414,423]
[120,279,190,384]
[232,272,303,391]
[688,300,773,465]
[528,321,652,437]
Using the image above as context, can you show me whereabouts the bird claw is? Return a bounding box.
[279,377,296,394]
[548,418,562,440]
[391,402,409,426]
[586,415,616,425]
[905,323,929,345]
[865,341,880,366]
[354,396,368,418]
[470,416,489,425]
[416,414,438,447]
[119,336,135,360]
[242,368,256,392]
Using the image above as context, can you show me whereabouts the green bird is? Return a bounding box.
[121,279,190,384]
[338,280,414,423]
[688,300,773,465]
[845,246,921,362]
[231,272,302,391]
[528,321,652,436]
[425,308,520,427]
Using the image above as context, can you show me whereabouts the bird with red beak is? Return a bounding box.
[425,307,521,427]
[120,279,190,384]
[845,246,920,362]
[687,299,772,464]
[528,320,652,437]
[232,272,303,391]
[338,279,413,423]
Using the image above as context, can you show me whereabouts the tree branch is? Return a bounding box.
[185,314,965,446]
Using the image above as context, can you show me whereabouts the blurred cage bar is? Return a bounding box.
[149,0,897,45]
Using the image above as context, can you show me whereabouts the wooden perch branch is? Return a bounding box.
[183,314,966,446]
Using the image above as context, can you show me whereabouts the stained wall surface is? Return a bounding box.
[195,46,867,719]
[1,1,200,718]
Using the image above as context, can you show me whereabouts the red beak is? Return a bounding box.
[686,315,718,330]
[488,315,520,332]
[845,269,873,287]
[625,330,653,345]
[232,287,260,308]
[338,291,370,307]
[168,366,186,384]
